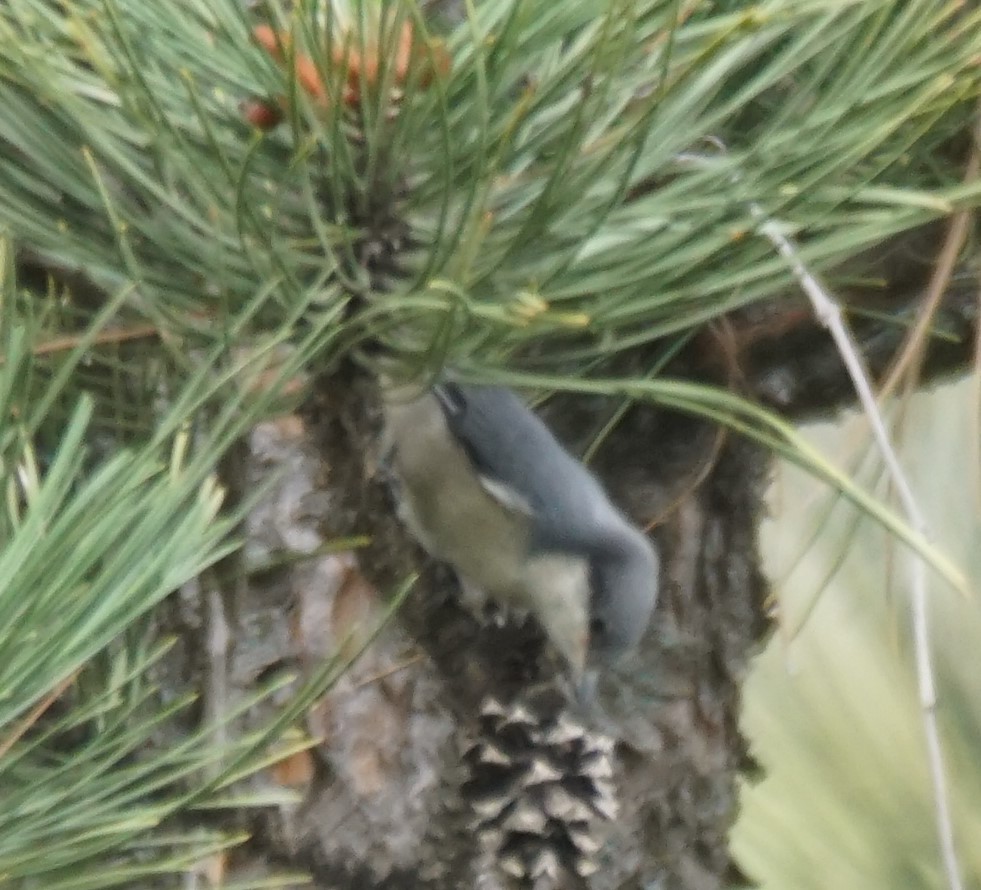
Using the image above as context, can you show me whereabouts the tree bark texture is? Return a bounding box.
[172,365,770,889]
[285,372,772,890]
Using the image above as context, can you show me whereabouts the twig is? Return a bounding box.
[879,113,981,399]
[32,323,162,356]
[645,421,727,531]
[0,323,161,367]
[350,652,426,690]
[752,204,964,890]
[0,670,79,759]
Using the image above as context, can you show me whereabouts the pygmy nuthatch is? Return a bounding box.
[381,381,659,677]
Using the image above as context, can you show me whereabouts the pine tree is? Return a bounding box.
[0,1,977,887]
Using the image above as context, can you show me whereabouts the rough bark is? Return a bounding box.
[207,370,770,890]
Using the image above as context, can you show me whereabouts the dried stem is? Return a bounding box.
[752,205,965,890]
[879,111,981,399]
[0,670,79,759]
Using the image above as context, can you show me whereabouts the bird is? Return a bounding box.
[381,380,659,683]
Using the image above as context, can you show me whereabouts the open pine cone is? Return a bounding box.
[462,690,618,886]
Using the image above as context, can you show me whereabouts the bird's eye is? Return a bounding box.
[590,616,607,636]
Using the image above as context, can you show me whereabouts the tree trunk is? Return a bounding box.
[220,232,977,888]
[206,368,771,890]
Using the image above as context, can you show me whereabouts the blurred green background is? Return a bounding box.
[735,378,981,889]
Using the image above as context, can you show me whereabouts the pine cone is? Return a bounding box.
[462,688,618,887]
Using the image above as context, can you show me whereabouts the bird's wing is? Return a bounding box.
[432,383,606,542]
